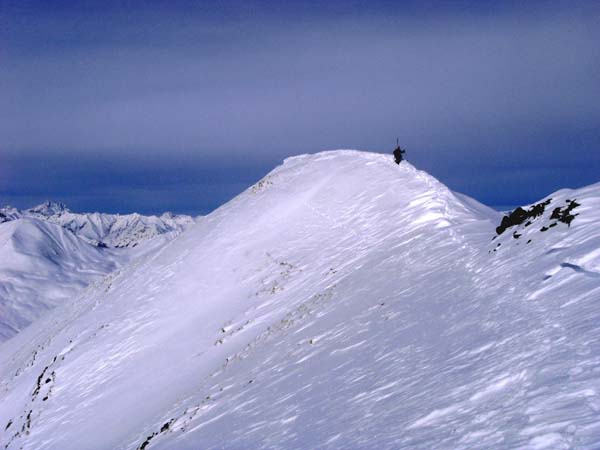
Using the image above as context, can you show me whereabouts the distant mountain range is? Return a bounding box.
[0,202,195,341]
[0,201,194,248]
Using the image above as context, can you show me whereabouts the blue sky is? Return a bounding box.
[1,0,599,215]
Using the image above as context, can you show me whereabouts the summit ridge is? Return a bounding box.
[1,150,599,449]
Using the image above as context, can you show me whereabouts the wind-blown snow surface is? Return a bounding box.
[1,150,600,449]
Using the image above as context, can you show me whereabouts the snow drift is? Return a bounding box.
[1,150,600,449]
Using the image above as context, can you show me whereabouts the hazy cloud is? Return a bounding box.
[1,1,599,213]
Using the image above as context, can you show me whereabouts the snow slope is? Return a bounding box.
[0,205,194,342]
[0,219,121,341]
[1,150,600,449]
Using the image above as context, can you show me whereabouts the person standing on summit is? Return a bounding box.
[393,139,406,164]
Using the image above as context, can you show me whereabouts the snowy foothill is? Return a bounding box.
[1,150,600,449]
[0,218,119,341]
[0,204,194,341]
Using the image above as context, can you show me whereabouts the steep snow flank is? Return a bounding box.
[0,219,119,341]
[1,150,599,450]
[0,201,194,248]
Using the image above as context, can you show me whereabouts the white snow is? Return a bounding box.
[1,201,194,248]
[0,204,194,342]
[0,150,599,449]
[0,219,120,341]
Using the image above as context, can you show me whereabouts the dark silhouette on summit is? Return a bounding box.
[393,139,406,164]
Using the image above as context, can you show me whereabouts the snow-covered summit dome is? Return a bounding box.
[228,149,498,235]
[1,150,599,450]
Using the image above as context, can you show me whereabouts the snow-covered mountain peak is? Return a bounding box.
[27,201,70,217]
[245,150,497,231]
[0,206,20,224]
[0,203,195,249]
[1,150,599,449]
